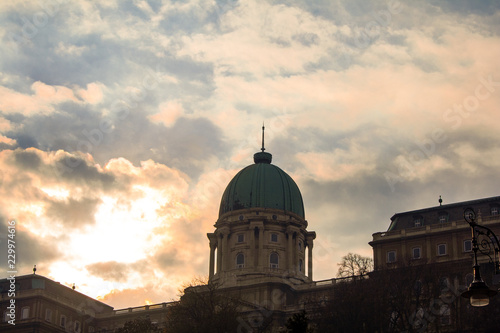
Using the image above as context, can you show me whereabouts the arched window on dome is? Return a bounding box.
[270,252,279,269]
[236,253,245,269]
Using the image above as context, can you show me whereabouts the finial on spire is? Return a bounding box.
[254,123,272,164]
[439,195,443,206]
[261,123,265,152]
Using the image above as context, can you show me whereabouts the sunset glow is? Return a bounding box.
[1,0,500,309]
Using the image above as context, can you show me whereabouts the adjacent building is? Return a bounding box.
[370,195,500,273]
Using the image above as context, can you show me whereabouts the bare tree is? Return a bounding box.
[165,277,240,333]
[336,253,373,278]
[114,317,162,333]
[284,310,314,333]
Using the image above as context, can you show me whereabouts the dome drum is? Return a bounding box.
[216,208,308,229]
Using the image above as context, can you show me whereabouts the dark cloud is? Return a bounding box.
[15,134,39,149]
[13,149,42,169]
[292,32,320,47]
[430,0,500,16]
[55,155,115,187]
[158,0,239,34]
[85,261,130,282]
[6,102,225,180]
[154,247,181,268]
[1,2,215,90]
[45,197,101,229]
[9,105,111,153]
[0,141,16,151]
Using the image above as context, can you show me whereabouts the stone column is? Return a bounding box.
[207,233,217,279]
[209,242,216,279]
[217,233,223,274]
[296,235,301,273]
[307,242,313,280]
[221,229,229,271]
[306,231,316,280]
[287,229,293,271]
[250,225,256,268]
[258,226,264,268]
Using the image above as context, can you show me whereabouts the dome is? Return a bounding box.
[219,151,305,218]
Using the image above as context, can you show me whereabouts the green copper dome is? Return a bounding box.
[219,151,305,218]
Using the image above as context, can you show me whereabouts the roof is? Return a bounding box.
[218,151,305,218]
[387,196,500,231]
[0,274,114,312]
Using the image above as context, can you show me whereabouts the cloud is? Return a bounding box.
[76,82,105,104]
[45,197,102,228]
[148,100,184,127]
[86,261,130,283]
[13,148,42,169]
[0,214,62,274]
[99,284,178,308]
[1,0,500,309]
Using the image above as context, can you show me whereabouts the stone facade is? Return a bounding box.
[370,196,500,271]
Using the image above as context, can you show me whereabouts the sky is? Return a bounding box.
[1,0,500,309]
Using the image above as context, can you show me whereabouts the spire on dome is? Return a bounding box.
[254,124,272,164]
[261,123,265,152]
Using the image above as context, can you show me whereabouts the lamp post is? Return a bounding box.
[461,207,500,306]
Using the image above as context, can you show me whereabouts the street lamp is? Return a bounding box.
[461,208,500,306]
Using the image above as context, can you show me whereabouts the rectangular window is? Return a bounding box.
[21,307,29,319]
[236,253,245,268]
[60,315,66,327]
[438,244,447,256]
[414,218,422,227]
[412,247,421,259]
[74,321,81,333]
[270,233,278,242]
[387,251,396,263]
[45,309,52,322]
[491,207,498,215]
[270,253,279,268]
[464,240,472,252]
[237,234,244,243]
[439,215,448,223]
